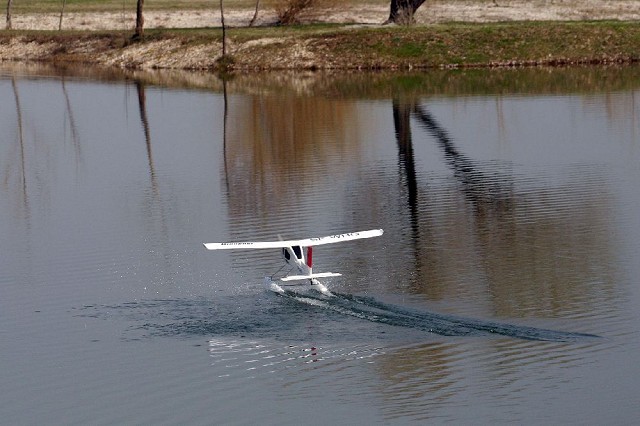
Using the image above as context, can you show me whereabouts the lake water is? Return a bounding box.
[2,64,640,424]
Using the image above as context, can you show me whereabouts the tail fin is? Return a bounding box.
[306,246,313,269]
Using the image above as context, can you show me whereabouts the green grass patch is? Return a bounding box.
[301,21,640,67]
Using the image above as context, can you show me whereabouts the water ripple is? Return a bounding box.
[281,290,599,342]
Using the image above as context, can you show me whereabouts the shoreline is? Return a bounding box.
[2,2,640,72]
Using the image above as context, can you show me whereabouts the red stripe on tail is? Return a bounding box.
[306,246,313,268]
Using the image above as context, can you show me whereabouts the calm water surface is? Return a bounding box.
[1,65,640,424]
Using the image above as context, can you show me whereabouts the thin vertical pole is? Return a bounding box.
[220,0,226,56]
[59,0,67,30]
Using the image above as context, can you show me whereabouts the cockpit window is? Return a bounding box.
[283,248,290,260]
[292,246,302,259]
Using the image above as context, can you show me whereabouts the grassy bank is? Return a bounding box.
[1,20,639,71]
[228,20,640,69]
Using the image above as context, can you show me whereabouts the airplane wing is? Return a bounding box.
[278,272,342,282]
[203,229,383,250]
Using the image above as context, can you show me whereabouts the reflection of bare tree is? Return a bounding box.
[392,96,423,290]
[375,342,459,414]
[222,78,230,196]
[413,104,514,215]
[135,80,158,193]
[390,97,615,318]
[393,97,418,228]
[218,80,617,319]
[598,90,639,142]
[10,77,30,221]
[61,78,82,168]
[4,75,84,232]
[134,80,174,285]
[223,94,360,227]
[371,96,617,415]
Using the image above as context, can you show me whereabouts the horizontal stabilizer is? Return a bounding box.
[278,272,342,282]
[204,229,383,250]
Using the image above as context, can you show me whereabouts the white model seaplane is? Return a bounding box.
[203,229,383,294]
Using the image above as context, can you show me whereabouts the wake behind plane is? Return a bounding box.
[203,229,384,294]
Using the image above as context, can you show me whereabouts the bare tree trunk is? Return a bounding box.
[249,0,260,27]
[220,0,226,56]
[386,0,427,25]
[6,0,13,30]
[59,0,67,31]
[134,0,144,39]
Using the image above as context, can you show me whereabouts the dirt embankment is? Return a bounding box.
[2,1,640,71]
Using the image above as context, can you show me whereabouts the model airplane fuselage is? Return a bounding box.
[203,229,384,294]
